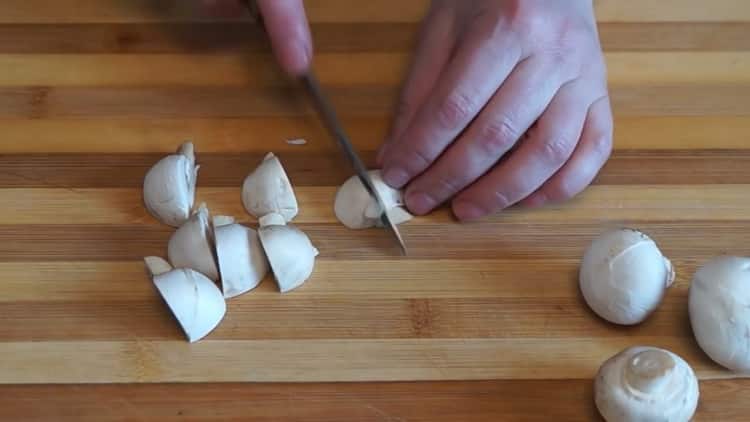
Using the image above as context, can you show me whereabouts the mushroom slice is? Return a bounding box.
[595,346,699,422]
[241,152,298,222]
[579,228,674,325]
[334,169,413,229]
[258,224,318,293]
[213,218,269,299]
[144,257,226,343]
[143,142,199,227]
[168,203,219,281]
[689,255,750,373]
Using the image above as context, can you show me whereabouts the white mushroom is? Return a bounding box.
[258,224,318,293]
[594,346,699,422]
[688,255,750,373]
[213,217,269,299]
[241,152,298,222]
[334,169,413,229]
[144,256,226,343]
[167,203,219,281]
[143,142,199,227]
[579,228,675,325]
[258,212,286,228]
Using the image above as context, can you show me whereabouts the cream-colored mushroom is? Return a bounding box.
[167,203,219,281]
[334,170,413,229]
[144,256,226,343]
[258,224,318,293]
[689,255,750,373]
[594,346,699,422]
[143,142,199,227]
[213,216,269,299]
[241,152,298,222]
[258,212,286,228]
[579,228,675,325]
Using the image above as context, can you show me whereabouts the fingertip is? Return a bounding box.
[452,201,486,221]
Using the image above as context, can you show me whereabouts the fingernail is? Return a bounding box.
[287,40,312,75]
[453,201,485,221]
[406,191,435,215]
[383,167,409,188]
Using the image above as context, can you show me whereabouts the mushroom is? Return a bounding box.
[241,152,298,222]
[144,256,226,343]
[143,142,199,227]
[167,203,219,281]
[579,228,675,325]
[594,346,699,422]
[688,255,750,373]
[258,223,318,293]
[213,215,269,298]
[334,169,413,229]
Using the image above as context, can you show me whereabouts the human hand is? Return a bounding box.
[201,0,313,75]
[377,0,613,221]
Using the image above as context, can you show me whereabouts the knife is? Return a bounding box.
[301,73,408,255]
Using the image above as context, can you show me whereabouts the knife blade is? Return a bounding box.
[301,73,408,255]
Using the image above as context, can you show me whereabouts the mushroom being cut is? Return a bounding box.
[143,142,199,227]
[213,215,269,299]
[334,169,413,229]
[241,152,298,222]
[144,256,226,343]
[168,203,219,281]
[258,223,318,293]
[594,346,699,422]
[689,255,750,373]
[579,228,675,325]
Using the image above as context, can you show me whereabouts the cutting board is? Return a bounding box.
[0,0,749,420]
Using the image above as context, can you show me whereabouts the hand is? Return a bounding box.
[377,0,613,221]
[201,0,313,76]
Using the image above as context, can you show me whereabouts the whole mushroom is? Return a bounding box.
[579,228,675,325]
[594,346,699,422]
[689,255,750,373]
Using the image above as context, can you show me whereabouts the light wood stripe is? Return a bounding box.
[0,116,745,153]
[0,337,731,384]
[0,185,746,226]
[0,0,746,23]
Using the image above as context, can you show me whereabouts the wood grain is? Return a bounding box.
[0,0,748,420]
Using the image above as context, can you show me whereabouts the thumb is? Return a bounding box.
[256,0,313,76]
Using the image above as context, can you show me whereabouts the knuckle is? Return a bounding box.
[476,118,520,156]
[537,136,575,166]
[405,146,434,173]
[436,91,476,130]
[492,189,513,210]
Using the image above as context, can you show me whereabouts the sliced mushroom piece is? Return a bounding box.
[168,203,219,281]
[241,152,298,222]
[213,217,270,299]
[594,346,699,422]
[258,224,318,293]
[144,256,226,343]
[143,142,199,227]
[334,169,413,229]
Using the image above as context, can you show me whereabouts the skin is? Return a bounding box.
[203,0,613,221]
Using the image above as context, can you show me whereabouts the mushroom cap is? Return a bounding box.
[142,142,198,227]
[334,169,413,229]
[152,268,226,342]
[579,228,674,325]
[595,346,699,422]
[241,152,298,222]
[214,222,269,298]
[168,204,219,281]
[689,255,750,373]
[258,224,318,293]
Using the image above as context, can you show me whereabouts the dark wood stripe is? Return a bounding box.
[0,295,692,341]
[0,23,746,54]
[0,150,748,188]
[0,222,746,261]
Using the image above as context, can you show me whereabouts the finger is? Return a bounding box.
[380,20,524,189]
[402,56,565,215]
[520,96,614,208]
[376,5,457,166]
[256,0,312,76]
[452,80,600,220]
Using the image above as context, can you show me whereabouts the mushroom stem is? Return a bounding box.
[624,349,676,394]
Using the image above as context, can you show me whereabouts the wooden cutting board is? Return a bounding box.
[0,0,749,420]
